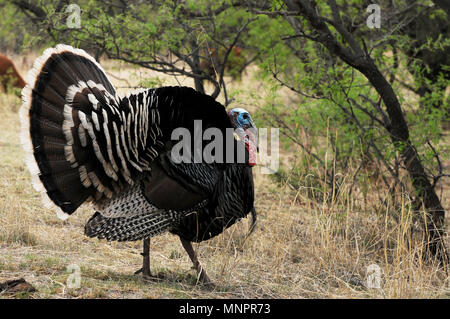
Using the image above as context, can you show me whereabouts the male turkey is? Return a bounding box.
[19,45,257,284]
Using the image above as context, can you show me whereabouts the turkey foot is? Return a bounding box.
[180,238,214,287]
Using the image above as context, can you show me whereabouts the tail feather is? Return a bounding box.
[20,45,122,217]
[21,45,167,218]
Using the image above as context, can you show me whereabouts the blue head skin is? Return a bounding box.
[227,108,256,131]
[227,108,258,166]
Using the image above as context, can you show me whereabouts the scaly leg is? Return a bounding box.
[180,237,213,286]
[134,237,152,278]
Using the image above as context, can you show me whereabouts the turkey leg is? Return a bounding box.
[180,238,213,285]
[135,237,152,278]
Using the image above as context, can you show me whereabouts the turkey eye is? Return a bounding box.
[243,114,248,119]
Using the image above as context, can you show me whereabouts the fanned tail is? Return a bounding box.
[19,44,160,218]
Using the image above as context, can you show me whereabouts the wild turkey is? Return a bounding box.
[19,44,257,284]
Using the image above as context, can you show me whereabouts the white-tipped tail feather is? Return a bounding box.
[19,44,163,217]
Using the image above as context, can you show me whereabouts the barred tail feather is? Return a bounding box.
[20,45,122,216]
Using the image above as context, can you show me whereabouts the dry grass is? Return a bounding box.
[0,55,448,299]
